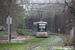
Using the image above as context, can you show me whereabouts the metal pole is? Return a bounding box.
[39,15,41,21]
[8,23,10,42]
[7,17,11,42]
[8,17,10,42]
[38,11,43,21]
[10,24,11,41]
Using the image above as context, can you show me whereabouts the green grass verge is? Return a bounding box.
[49,32,71,46]
[36,36,62,50]
[12,29,31,36]
[0,36,52,50]
[60,34,70,46]
[0,31,8,35]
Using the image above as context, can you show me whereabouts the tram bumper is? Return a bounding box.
[36,32,48,37]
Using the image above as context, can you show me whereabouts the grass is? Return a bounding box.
[49,32,71,46]
[60,34,71,46]
[36,36,62,50]
[54,48,73,50]
[0,31,8,35]
[0,36,52,50]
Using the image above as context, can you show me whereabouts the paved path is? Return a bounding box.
[0,35,33,43]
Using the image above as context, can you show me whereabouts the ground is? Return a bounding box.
[0,31,34,43]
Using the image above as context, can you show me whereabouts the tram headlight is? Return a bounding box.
[45,32,47,34]
[45,32,48,36]
[37,32,39,34]
[36,33,39,36]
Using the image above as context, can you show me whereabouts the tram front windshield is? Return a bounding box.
[38,24,47,32]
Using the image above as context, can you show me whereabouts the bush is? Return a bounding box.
[13,29,31,36]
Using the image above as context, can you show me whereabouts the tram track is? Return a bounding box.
[30,35,57,50]
[30,34,63,50]
[49,35,63,50]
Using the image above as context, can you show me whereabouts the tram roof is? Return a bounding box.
[34,21,47,24]
[37,21,47,23]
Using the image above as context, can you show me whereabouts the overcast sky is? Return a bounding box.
[31,0,71,3]
[18,0,71,9]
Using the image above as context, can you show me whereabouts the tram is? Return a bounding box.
[33,21,48,38]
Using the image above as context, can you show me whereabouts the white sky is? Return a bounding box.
[32,0,61,3]
[18,0,71,9]
[32,0,71,3]
[33,0,37,2]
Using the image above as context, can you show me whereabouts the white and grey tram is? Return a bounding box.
[33,21,48,38]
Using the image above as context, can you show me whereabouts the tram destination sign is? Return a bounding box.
[39,24,45,25]
[39,24,45,28]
